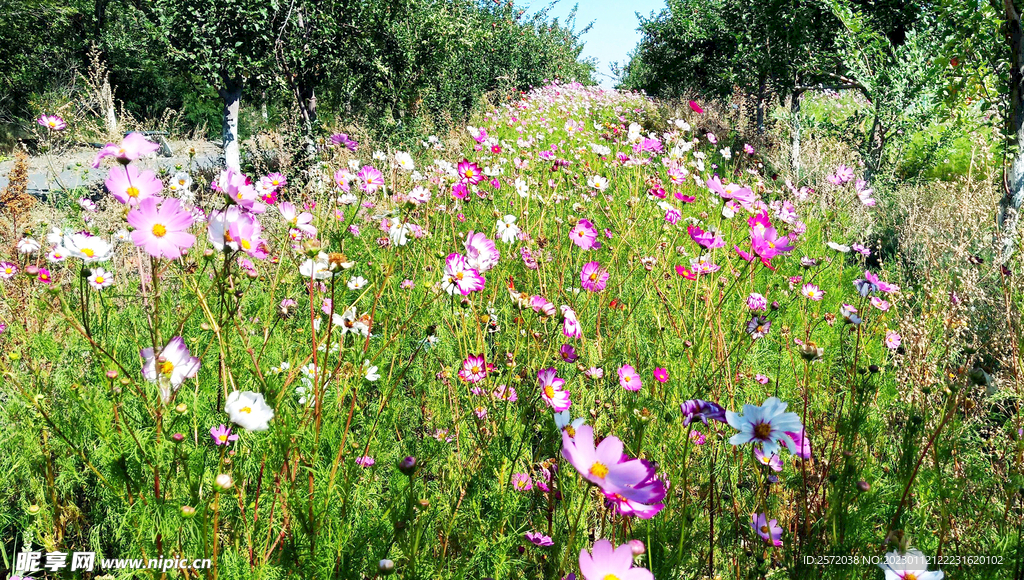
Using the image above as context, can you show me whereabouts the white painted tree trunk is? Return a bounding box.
[101,78,118,137]
[790,91,802,176]
[999,4,1024,261]
[219,78,243,173]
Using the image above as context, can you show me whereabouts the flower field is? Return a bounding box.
[0,82,1020,579]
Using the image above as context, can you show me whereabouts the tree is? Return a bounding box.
[155,0,283,171]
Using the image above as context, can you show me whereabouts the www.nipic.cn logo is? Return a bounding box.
[14,551,213,574]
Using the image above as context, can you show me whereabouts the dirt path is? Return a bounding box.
[0,139,223,197]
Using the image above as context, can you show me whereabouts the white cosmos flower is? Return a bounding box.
[514,178,529,198]
[17,237,41,254]
[409,186,431,205]
[389,222,413,246]
[299,252,333,279]
[347,276,368,290]
[495,215,520,244]
[587,175,609,192]
[225,390,275,431]
[725,396,804,457]
[827,241,851,253]
[113,229,130,242]
[337,193,358,205]
[88,267,114,290]
[363,360,380,381]
[63,232,112,263]
[394,151,415,171]
[372,150,386,161]
[47,247,68,262]
[878,549,944,580]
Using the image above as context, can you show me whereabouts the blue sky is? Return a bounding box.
[525,0,668,87]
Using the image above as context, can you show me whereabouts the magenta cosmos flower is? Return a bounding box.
[754,448,783,471]
[127,198,196,259]
[214,168,266,214]
[441,253,485,295]
[680,399,727,426]
[525,531,553,547]
[538,368,571,412]
[578,539,653,580]
[561,425,650,494]
[617,364,642,391]
[210,424,239,446]
[457,159,484,185]
[581,261,609,292]
[358,165,385,193]
[464,231,500,272]
[653,368,668,383]
[688,224,725,249]
[569,218,598,250]
[92,132,161,167]
[750,513,783,547]
[106,165,163,206]
[37,114,66,131]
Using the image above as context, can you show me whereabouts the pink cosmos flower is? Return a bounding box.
[278,202,317,238]
[358,165,385,193]
[751,513,783,547]
[37,114,66,131]
[885,330,902,350]
[214,168,266,214]
[580,261,609,292]
[260,172,286,190]
[653,368,668,383]
[618,364,642,391]
[870,296,891,311]
[126,198,196,259]
[531,295,556,317]
[355,456,375,467]
[464,231,500,272]
[675,265,697,280]
[688,100,704,113]
[227,213,270,259]
[92,132,161,167]
[512,472,533,491]
[754,448,783,471]
[37,268,52,284]
[747,293,767,311]
[800,283,824,300]
[210,424,239,446]
[561,305,581,339]
[458,354,490,384]
[569,218,598,250]
[539,368,571,411]
[0,262,18,279]
[579,539,654,580]
[755,374,770,384]
[441,253,485,295]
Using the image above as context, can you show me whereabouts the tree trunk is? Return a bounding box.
[756,77,767,135]
[261,90,269,124]
[790,90,803,176]
[219,76,243,173]
[1000,0,1024,261]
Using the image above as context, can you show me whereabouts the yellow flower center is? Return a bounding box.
[239,406,252,414]
[95,276,105,284]
[760,525,769,533]
[178,179,186,186]
[160,361,175,375]
[48,120,56,127]
[544,385,556,399]
[623,376,631,383]
[754,423,772,439]
[589,273,598,281]
[603,576,620,580]
[904,575,917,580]
[565,425,576,437]
[126,186,140,198]
[471,365,481,374]
[218,435,228,442]
[589,462,609,479]
[152,224,167,237]
[272,179,280,186]
[456,272,464,280]
[82,248,95,257]
[241,239,252,250]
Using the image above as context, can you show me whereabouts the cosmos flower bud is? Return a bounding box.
[105,370,118,379]
[180,505,197,518]
[398,456,417,475]
[378,559,395,575]
[799,342,824,361]
[175,403,188,414]
[215,473,233,490]
[303,239,323,256]
[27,504,40,515]
[628,539,646,556]
[171,433,185,443]
[770,301,780,311]
[857,480,870,492]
